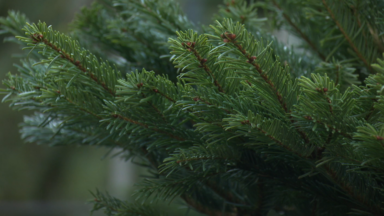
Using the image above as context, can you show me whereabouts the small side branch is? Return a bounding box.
[271,0,326,61]
[31,34,116,96]
[321,0,374,73]
[226,37,288,113]
[242,121,304,157]
[223,34,310,144]
[112,114,185,141]
[193,96,232,114]
[303,115,353,139]
[152,88,176,103]
[324,165,382,214]
[183,42,225,93]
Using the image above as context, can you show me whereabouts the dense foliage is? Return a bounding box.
[1,0,384,215]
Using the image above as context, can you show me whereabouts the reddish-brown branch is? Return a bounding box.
[225,35,310,144]
[152,88,176,103]
[184,43,225,93]
[227,38,287,112]
[271,0,326,61]
[31,34,115,96]
[322,0,374,73]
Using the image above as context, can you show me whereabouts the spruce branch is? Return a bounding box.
[2,1,384,215]
[211,19,311,145]
[239,115,305,158]
[152,88,177,103]
[271,0,326,61]
[18,22,120,97]
[321,0,374,73]
[323,164,383,215]
[222,32,288,113]
[2,68,103,121]
[62,94,102,119]
[301,116,353,140]
[169,30,228,93]
[114,0,192,34]
[111,114,185,141]
[183,42,224,93]
[191,96,232,114]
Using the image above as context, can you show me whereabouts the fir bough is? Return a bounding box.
[1,0,384,215]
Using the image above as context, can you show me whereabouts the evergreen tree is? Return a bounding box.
[1,0,384,215]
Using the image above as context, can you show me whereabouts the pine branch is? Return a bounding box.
[18,22,120,97]
[183,42,224,93]
[32,35,115,96]
[169,30,231,93]
[271,0,326,61]
[240,117,305,158]
[3,2,384,215]
[323,165,383,215]
[224,33,288,112]
[301,116,353,140]
[211,19,311,144]
[322,0,374,73]
[112,114,185,141]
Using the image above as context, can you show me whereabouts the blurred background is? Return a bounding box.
[0,0,222,215]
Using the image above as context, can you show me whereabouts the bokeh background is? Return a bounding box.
[0,0,222,216]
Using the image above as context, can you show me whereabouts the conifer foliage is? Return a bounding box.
[1,0,384,215]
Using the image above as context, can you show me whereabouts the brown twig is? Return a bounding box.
[183,42,225,93]
[152,88,176,103]
[31,34,116,96]
[224,34,310,144]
